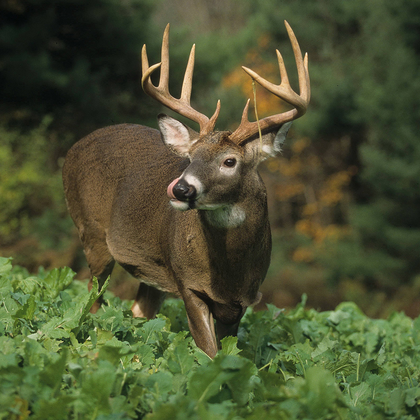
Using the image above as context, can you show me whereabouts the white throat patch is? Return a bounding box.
[205,205,246,228]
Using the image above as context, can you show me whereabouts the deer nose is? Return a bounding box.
[173,179,197,201]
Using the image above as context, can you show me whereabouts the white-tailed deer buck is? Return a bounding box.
[63,21,310,358]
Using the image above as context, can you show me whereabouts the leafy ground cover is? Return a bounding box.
[1,256,420,419]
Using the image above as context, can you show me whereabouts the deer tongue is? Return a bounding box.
[167,178,180,199]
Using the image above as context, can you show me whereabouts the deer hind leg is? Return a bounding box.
[82,233,115,313]
[131,282,166,319]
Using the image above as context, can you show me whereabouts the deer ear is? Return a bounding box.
[245,122,292,163]
[158,114,198,157]
[262,122,292,157]
[244,122,292,163]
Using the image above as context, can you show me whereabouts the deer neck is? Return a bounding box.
[199,191,267,232]
[202,204,246,229]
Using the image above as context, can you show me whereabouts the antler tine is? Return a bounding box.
[209,99,222,131]
[304,52,311,103]
[229,21,310,144]
[158,24,170,92]
[276,49,289,87]
[285,20,310,104]
[240,99,251,124]
[141,24,220,136]
[180,44,195,103]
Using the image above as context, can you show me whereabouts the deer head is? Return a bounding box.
[141,22,310,220]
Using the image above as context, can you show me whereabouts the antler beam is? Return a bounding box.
[229,21,310,144]
[141,24,220,136]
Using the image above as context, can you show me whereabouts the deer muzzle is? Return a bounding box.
[167,178,197,202]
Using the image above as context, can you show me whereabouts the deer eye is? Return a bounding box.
[223,158,237,168]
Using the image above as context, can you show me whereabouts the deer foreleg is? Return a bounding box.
[213,301,246,347]
[182,290,218,358]
[215,319,241,347]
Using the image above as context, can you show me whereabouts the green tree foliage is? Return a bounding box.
[0,0,159,255]
[0,118,66,242]
[238,0,420,292]
[0,0,157,139]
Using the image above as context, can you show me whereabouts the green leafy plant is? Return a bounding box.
[1,256,419,419]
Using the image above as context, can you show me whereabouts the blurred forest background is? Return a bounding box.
[1,0,420,318]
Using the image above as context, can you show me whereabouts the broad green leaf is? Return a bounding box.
[188,357,236,403]
[39,349,68,389]
[324,351,358,377]
[311,336,338,359]
[98,337,137,367]
[327,309,351,325]
[404,387,420,408]
[137,318,167,344]
[136,342,156,367]
[145,370,174,397]
[303,367,346,416]
[81,360,116,410]
[219,355,257,406]
[70,276,110,337]
[188,355,256,406]
[0,353,18,368]
[242,319,272,364]
[0,275,13,296]
[40,304,82,339]
[31,395,75,420]
[41,267,75,299]
[254,370,286,402]
[350,381,371,407]
[220,336,242,356]
[144,398,198,420]
[13,276,39,295]
[0,257,12,277]
[14,294,37,320]
[165,332,195,375]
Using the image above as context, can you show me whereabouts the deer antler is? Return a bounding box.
[141,24,221,136]
[229,21,310,144]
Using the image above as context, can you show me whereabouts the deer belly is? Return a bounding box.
[119,261,176,293]
[106,237,177,293]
